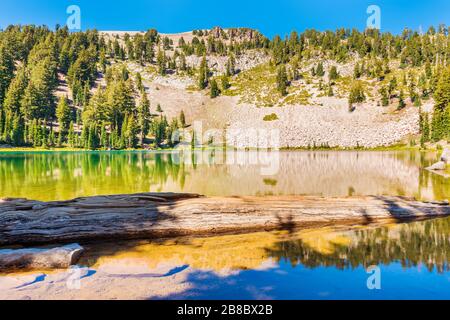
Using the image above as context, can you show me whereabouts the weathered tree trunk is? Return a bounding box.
[0,193,449,246]
[0,244,84,270]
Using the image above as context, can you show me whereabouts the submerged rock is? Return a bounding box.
[0,244,84,270]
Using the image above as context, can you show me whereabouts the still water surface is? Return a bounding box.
[1,219,450,299]
[0,150,448,201]
[0,150,449,299]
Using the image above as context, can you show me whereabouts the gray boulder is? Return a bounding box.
[427,161,447,171]
[441,148,450,163]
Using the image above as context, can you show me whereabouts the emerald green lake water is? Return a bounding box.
[0,150,448,201]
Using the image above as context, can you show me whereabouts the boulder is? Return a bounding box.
[441,148,450,163]
[426,161,447,171]
[0,244,84,270]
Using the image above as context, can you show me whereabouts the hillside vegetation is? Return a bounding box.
[0,25,449,149]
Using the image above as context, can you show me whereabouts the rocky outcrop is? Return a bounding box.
[0,244,84,270]
[185,50,269,75]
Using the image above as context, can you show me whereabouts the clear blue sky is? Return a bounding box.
[1,0,450,38]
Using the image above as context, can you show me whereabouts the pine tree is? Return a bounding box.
[67,121,76,148]
[56,96,71,142]
[353,63,362,79]
[210,79,221,98]
[431,67,450,141]
[100,126,108,149]
[398,90,406,110]
[179,110,186,128]
[138,93,151,146]
[157,49,167,75]
[226,54,236,76]
[125,114,138,149]
[198,55,209,89]
[221,76,231,90]
[276,65,289,96]
[4,67,28,115]
[316,62,325,77]
[379,86,390,106]
[329,66,339,81]
[11,113,24,146]
[0,45,15,106]
[348,81,366,106]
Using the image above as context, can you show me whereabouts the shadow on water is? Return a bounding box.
[69,216,450,299]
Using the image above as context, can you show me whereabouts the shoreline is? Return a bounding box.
[0,145,443,153]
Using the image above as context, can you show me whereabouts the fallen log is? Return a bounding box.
[0,193,449,246]
[0,244,84,270]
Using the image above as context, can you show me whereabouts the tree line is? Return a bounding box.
[0,24,449,149]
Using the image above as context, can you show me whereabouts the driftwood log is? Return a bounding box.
[0,193,449,246]
[0,244,84,270]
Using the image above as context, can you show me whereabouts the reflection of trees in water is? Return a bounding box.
[266,218,450,273]
[0,150,448,200]
[0,152,190,200]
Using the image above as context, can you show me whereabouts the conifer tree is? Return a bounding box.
[0,45,15,106]
[138,93,151,146]
[329,66,339,81]
[431,67,450,141]
[276,65,289,96]
[210,79,221,98]
[316,62,325,77]
[67,121,76,148]
[4,67,28,115]
[198,55,209,89]
[348,81,366,106]
[56,96,71,143]
[157,49,167,75]
[179,110,186,128]
[11,113,24,146]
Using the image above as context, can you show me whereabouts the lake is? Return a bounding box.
[0,150,448,201]
[0,150,449,300]
[1,218,450,299]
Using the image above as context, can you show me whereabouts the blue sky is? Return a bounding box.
[1,0,450,38]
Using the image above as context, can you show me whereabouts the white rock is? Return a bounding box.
[441,148,450,163]
[426,161,447,171]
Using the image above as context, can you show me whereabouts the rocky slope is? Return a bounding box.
[96,28,426,149]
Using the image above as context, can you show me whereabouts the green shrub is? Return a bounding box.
[263,113,279,121]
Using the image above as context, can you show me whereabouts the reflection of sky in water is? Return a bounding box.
[153,262,450,300]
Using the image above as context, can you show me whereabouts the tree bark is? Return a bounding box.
[0,193,449,246]
[0,244,84,270]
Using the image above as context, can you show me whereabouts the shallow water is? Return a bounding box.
[1,218,450,300]
[0,150,448,201]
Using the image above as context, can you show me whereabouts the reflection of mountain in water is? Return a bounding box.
[161,151,448,200]
[0,150,447,201]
